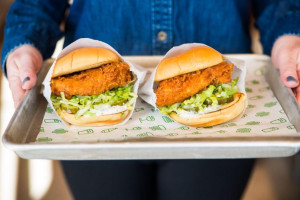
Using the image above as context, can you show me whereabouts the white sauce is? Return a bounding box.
[178,105,220,118]
[83,105,127,118]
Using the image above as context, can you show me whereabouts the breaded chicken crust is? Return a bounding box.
[51,62,133,98]
[155,62,233,106]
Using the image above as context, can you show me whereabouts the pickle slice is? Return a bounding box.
[204,96,234,105]
[61,104,79,114]
[217,96,234,105]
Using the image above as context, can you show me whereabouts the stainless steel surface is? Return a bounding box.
[2,55,300,160]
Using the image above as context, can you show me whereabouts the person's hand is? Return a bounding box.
[6,45,43,108]
[271,35,300,103]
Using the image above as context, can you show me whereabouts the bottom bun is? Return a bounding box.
[58,110,130,126]
[169,93,246,127]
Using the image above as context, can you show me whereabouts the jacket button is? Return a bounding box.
[157,31,167,41]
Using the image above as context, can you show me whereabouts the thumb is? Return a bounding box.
[17,56,38,90]
[278,60,299,88]
[272,47,299,88]
[271,35,300,88]
[16,51,42,90]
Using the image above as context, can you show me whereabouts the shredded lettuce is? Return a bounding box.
[159,78,239,115]
[51,83,137,118]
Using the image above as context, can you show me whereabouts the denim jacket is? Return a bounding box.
[1,0,300,76]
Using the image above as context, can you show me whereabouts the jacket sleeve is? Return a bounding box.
[1,0,68,76]
[253,0,300,55]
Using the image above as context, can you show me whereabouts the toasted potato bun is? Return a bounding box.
[58,110,130,126]
[169,93,246,127]
[50,47,136,126]
[52,47,122,78]
[154,46,223,82]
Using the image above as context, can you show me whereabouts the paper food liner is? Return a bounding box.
[139,43,247,119]
[43,38,146,127]
[36,54,297,144]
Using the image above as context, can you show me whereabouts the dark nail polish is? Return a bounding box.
[286,76,297,82]
[22,77,30,85]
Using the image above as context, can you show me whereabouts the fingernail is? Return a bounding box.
[286,76,297,82]
[22,77,30,85]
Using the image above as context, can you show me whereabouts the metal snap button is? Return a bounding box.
[157,31,167,41]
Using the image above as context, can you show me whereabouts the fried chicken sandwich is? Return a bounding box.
[154,46,246,127]
[50,47,137,126]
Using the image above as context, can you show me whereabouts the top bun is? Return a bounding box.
[155,46,223,81]
[52,47,122,78]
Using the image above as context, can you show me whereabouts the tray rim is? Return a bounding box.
[3,54,300,159]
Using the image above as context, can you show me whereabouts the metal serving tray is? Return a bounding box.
[2,55,300,160]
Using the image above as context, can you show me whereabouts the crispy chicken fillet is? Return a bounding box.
[155,62,233,106]
[51,62,133,99]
